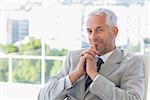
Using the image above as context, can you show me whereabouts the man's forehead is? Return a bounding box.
[86,22,106,30]
[86,15,106,26]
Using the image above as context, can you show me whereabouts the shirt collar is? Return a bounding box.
[97,49,115,63]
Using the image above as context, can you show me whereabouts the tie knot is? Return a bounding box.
[97,57,104,64]
[97,58,104,71]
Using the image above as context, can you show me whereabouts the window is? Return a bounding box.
[0,0,149,85]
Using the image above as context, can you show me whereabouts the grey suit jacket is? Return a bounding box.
[38,48,145,100]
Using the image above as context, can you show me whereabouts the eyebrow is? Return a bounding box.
[95,26,104,30]
[87,26,104,30]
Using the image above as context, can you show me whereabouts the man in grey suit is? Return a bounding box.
[38,8,145,100]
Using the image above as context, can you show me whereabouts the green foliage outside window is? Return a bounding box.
[12,59,41,84]
[0,37,68,84]
[1,44,18,54]
[18,37,41,55]
[45,60,63,82]
[0,59,8,82]
[45,45,67,56]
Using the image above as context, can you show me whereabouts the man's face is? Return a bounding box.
[86,15,118,55]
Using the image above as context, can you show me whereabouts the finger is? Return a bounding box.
[80,49,89,56]
[91,44,99,55]
[80,49,92,56]
[90,49,99,56]
[92,43,97,50]
[84,53,95,60]
[81,50,96,58]
[87,49,97,57]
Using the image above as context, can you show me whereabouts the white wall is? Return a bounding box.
[0,82,41,100]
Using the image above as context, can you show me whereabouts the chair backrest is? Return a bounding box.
[138,55,150,100]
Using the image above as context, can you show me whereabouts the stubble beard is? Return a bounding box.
[96,42,113,56]
[96,44,107,56]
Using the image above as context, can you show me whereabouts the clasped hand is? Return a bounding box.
[75,44,99,80]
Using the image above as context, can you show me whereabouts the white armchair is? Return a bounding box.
[139,55,150,100]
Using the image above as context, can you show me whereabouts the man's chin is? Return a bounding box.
[96,48,104,55]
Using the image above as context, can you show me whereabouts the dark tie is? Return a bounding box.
[85,57,104,91]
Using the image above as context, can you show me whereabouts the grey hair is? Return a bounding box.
[88,8,118,28]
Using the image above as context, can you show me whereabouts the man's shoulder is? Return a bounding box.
[65,48,87,60]
[120,49,142,63]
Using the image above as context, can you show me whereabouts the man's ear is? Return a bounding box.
[113,26,118,37]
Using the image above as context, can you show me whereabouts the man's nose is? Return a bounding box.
[91,32,97,42]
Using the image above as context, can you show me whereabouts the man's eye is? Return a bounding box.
[87,30,92,34]
[96,28,103,33]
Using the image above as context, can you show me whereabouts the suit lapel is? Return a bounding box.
[100,48,123,77]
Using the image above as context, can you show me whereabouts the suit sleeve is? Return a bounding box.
[38,51,72,100]
[90,55,145,100]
